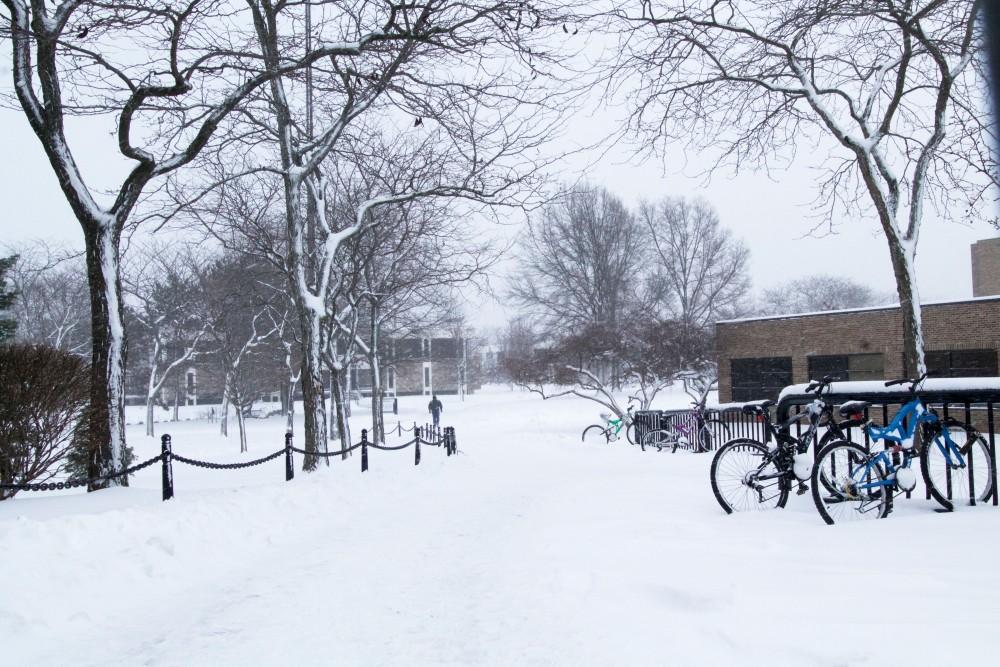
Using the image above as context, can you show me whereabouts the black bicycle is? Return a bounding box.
[709,376,866,514]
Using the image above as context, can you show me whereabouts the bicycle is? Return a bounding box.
[709,376,864,514]
[810,375,995,524]
[581,405,637,445]
[639,400,731,453]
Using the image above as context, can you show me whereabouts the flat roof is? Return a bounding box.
[716,294,1000,326]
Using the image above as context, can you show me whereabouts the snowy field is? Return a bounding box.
[2,386,999,666]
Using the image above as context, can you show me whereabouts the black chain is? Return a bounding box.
[289,442,363,457]
[367,438,419,451]
[0,453,162,492]
[1,427,457,494]
[171,449,285,470]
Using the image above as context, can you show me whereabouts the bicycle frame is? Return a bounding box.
[869,397,968,470]
[842,396,968,495]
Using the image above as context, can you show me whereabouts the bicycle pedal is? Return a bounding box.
[796,484,809,496]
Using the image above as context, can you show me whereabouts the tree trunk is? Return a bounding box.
[298,309,328,471]
[885,233,926,377]
[330,365,352,460]
[369,306,385,443]
[286,375,296,433]
[82,224,128,490]
[145,341,158,437]
[145,398,155,438]
[220,373,230,437]
[172,372,180,421]
[345,361,353,418]
[235,394,248,453]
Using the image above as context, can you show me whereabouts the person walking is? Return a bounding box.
[428,394,443,428]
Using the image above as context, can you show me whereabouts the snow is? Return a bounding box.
[716,294,1000,325]
[2,386,999,665]
[779,377,1000,402]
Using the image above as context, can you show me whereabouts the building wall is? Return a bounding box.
[972,238,1000,297]
[716,297,1000,402]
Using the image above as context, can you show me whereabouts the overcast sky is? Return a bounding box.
[2,70,997,334]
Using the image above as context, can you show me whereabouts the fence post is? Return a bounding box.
[445,426,455,456]
[361,429,369,472]
[988,403,998,506]
[415,431,421,466]
[160,434,174,501]
[285,431,294,482]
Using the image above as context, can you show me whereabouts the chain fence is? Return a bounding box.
[1,425,458,502]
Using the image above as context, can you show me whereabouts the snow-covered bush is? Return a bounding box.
[0,344,88,498]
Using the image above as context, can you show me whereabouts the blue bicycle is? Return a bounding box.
[811,375,995,524]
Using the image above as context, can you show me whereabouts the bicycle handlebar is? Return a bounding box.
[883,373,928,392]
[805,374,841,396]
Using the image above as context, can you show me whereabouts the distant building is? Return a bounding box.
[972,237,1000,297]
[715,240,1000,402]
[350,335,481,397]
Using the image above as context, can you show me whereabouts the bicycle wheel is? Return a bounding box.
[921,423,994,511]
[701,419,731,452]
[581,424,609,445]
[710,439,789,514]
[815,429,851,495]
[640,429,676,452]
[811,440,892,525]
[625,422,637,445]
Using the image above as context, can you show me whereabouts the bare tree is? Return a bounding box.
[0,254,17,343]
[124,245,209,438]
[0,1,366,487]
[509,184,644,342]
[346,194,494,442]
[1,243,89,355]
[151,1,566,471]
[198,253,281,453]
[639,196,750,352]
[759,274,892,315]
[512,315,713,418]
[605,0,996,375]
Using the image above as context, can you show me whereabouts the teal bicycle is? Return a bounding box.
[582,405,637,445]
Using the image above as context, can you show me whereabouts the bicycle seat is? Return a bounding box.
[599,412,611,422]
[741,400,774,415]
[838,401,870,418]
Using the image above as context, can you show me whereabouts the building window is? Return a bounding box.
[925,349,998,378]
[185,369,197,406]
[387,367,395,391]
[808,353,884,382]
[730,357,792,402]
[424,366,431,386]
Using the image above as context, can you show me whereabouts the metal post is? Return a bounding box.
[285,431,294,482]
[361,429,369,472]
[161,434,174,501]
[987,402,998,506]
[965,401,975,506]
[415,432,421,466]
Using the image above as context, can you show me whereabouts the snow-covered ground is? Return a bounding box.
[2,386,999,666]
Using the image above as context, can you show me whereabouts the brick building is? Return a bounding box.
[715,239,1000,402]
[972,237,1000,297]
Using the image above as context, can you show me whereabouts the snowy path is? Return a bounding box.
[3,389,999,665]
